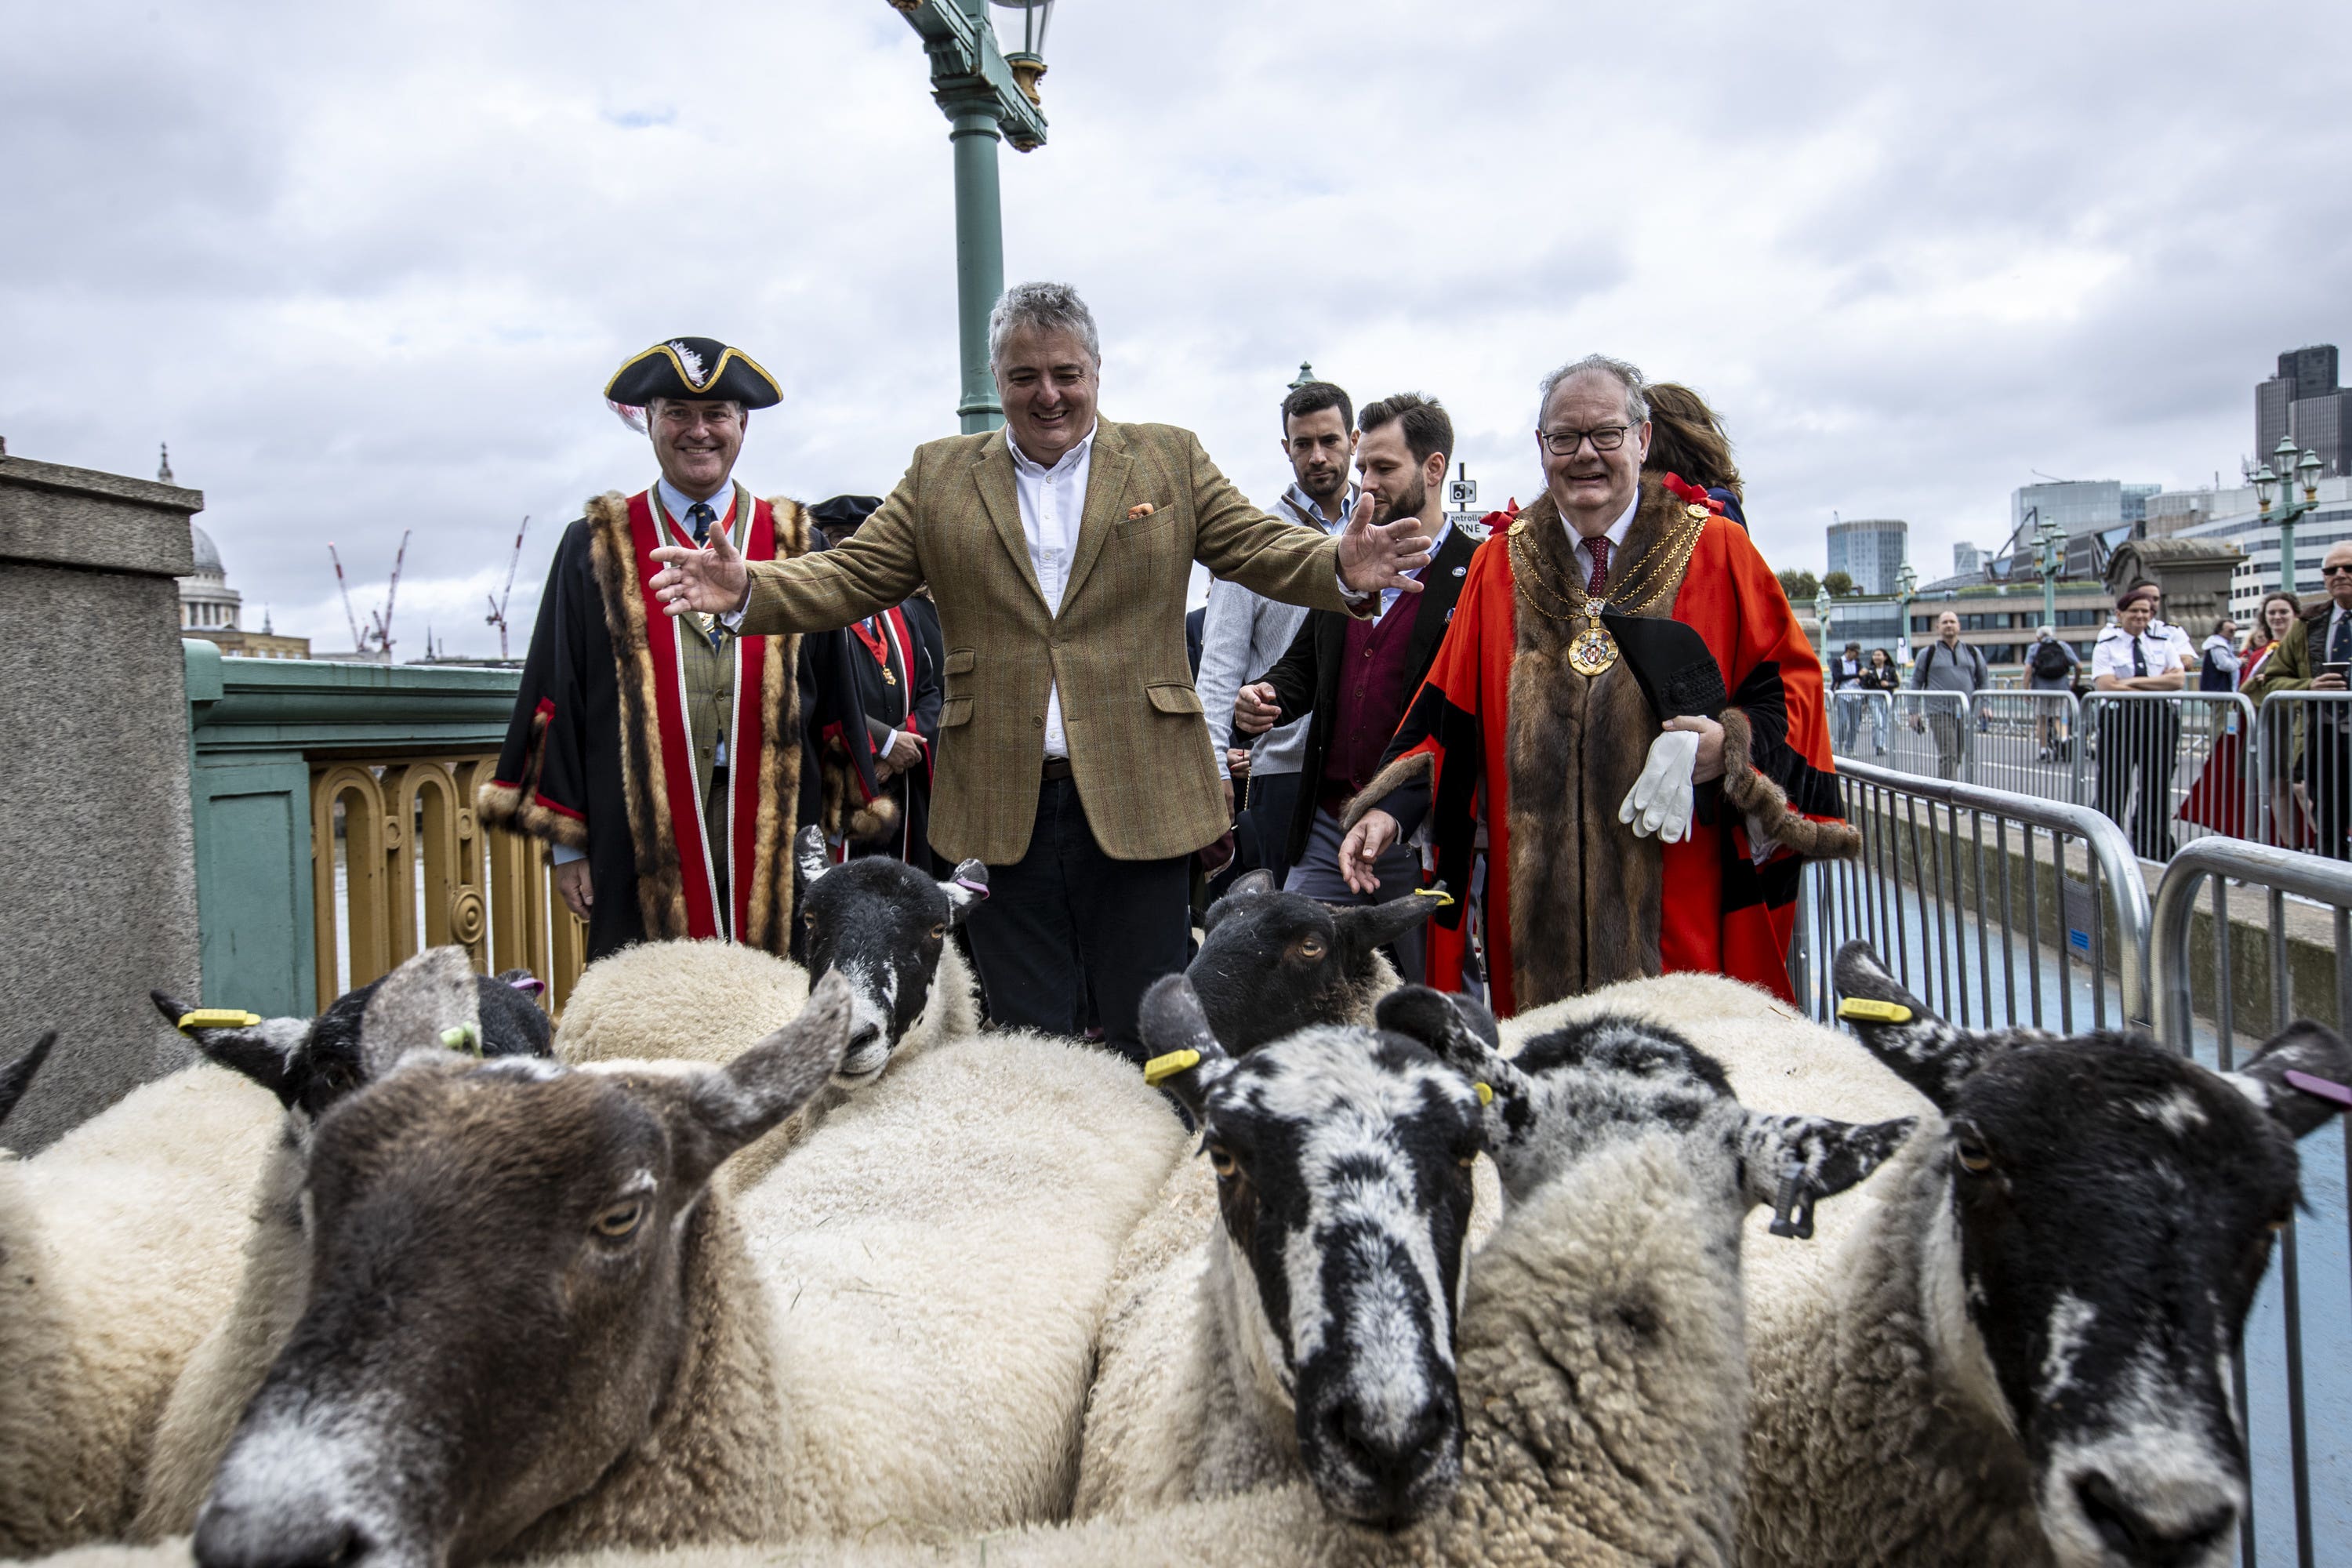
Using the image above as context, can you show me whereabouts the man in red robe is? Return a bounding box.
[1339,354,1856,1014]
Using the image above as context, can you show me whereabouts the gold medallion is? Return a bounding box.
[882,667,898,686]
[1568,619,1618,676]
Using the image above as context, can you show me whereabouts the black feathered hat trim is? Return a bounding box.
[810,494,885,532]
[606,337,782,410]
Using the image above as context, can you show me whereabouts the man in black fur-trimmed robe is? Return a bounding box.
[810,493,943,866]
[479,337,880,961]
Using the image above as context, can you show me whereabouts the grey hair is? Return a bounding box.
[988,281,1102,368]
[1537,354,1649,429]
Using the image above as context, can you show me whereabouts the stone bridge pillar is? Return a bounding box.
[0,455,205,1151]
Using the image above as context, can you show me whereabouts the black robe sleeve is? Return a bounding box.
[903,596,945,754]
[482,520,596,851]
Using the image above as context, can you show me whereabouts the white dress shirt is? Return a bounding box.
[2092,623,2184,684]
[1007,423,1099,760]
[1563,489,1640,593]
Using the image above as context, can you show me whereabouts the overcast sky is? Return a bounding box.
[7,0,2349,655]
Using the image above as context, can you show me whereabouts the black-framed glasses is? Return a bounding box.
[1537,424,1630,456]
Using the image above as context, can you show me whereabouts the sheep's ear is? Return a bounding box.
[1138,975,1236,1120]
[1201,872,1278,936]
[2227,1021,2352,1140]
[1831,941,1987,1110]
[797,825,831,887]
[1740,1113,1919,1240]
[153,989,311,1106]
[0,1033,55,1128]
[1332,884,1446,963]
[365,947,482,1052]
[682,971,854,1179]
[473,975,557,1058]
[939,859,989,928]
[1377,986,1500,1070]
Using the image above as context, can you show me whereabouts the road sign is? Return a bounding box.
[1447,477,1478,508]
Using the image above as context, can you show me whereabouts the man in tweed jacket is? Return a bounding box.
[652,282,1432,1058]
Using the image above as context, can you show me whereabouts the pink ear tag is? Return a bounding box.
[2284,1069,2352,1110]
[508,976,546,997]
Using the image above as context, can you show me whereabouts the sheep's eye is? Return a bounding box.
[1292,937,1327,962]
[802,911,817,928]
[1208,1145,1237,1178]
[929,923,948,942]
[1955,1139,1993,1174]
[593,1200,646,1239]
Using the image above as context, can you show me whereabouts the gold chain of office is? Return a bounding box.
[1508,503,1710,676]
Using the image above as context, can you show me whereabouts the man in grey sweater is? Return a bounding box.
[1196,380,1359,891]
[1911,608,1988,779]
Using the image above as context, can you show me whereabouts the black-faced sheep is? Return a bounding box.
[131,948,556,1541]
[1738,941,2352,1568]
[554,828,984,1184]
[1183,870,1430,1050]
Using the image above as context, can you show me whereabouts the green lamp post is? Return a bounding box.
[1895,561,1919,667]
[890,0,1057,433]
[1813,585,1835,675]
[2033,511,2067,633]
[2252,434,2324,595]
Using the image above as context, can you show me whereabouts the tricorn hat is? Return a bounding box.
[810,495,884,535]
[606,337,781,432]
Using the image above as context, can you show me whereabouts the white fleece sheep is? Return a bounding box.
[554,936,980,1189]
[0,1062,281,1555]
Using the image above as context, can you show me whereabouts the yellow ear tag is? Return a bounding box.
[1142,1048,1201,1087]
[439,1023,483,1056]
[1838,998,1914,1025]
[177,1009,262,1033]
[1414,887,1456,908]
[1475,1081,1494,1106]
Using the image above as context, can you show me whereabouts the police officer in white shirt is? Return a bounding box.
[2092,583,2185,859]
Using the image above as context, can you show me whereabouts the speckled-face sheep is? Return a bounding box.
[1739,940,2352,1568]
[188,973,1192,1568]
[133,949,556,1541]
[1075,974,1488,1530]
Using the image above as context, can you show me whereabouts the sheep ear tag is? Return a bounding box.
[2285,1070,2352,1111]
[1143,1048,1201,1087]
[179,1008,263,1033]
[439,1023,484,1056]
[1766,1174,1818,1241]
[1837,997,1913,1025]
[1474,1081,1494,1106]
[1414,884,1456,909]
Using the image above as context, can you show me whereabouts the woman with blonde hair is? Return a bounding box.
[1643,382,1747,528]
[2180,590,2298,841]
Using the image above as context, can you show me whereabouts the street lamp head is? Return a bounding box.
[2297,447,2323,501]
[990,0,1054,106]
[2253,462,2278,513]
[1813,586,1833,622]
[1896,563,1918,598]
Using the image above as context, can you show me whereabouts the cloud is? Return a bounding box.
[3,0,2349,652]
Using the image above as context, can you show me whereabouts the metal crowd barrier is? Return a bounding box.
[1886,689,1972,782]
[2253,689,2352,864]
[1965,688,2079,796]
[1796,757,2151,1033]
[2078,690,2257,862]
[2151,837,2352,1568]
[1828,686,1893,762]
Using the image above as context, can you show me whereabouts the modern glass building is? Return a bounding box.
[1825,517,1907,595]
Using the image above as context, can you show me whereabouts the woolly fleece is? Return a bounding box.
[0,1065,281,1555]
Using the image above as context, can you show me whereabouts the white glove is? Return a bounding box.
[1619,728,1702,843]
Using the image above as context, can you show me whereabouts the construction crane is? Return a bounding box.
[328,543,367,654]
[486,516,530,659]
[368,531,412,662]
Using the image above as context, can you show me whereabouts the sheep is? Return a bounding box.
[183,975,1192,1568]
[1181,869,1422,1050]
[554,828,984,1185]
[1073,975,1491,1530]
[0,1030,285,1557]
[1735,941,2352,1568]
[130,947,557,1542]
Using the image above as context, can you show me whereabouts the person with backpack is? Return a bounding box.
[1910,609,1987,779]
[2198,619,2241,693]
[2026,623,2081,762]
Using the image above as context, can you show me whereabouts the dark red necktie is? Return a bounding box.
[1585,535,1611,595]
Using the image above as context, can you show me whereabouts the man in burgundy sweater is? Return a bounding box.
[1234,393,1478,983]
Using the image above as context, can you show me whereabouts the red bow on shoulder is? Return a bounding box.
[1661,472,1726,515]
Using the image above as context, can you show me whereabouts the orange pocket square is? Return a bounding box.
[1126,503,1156,521]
